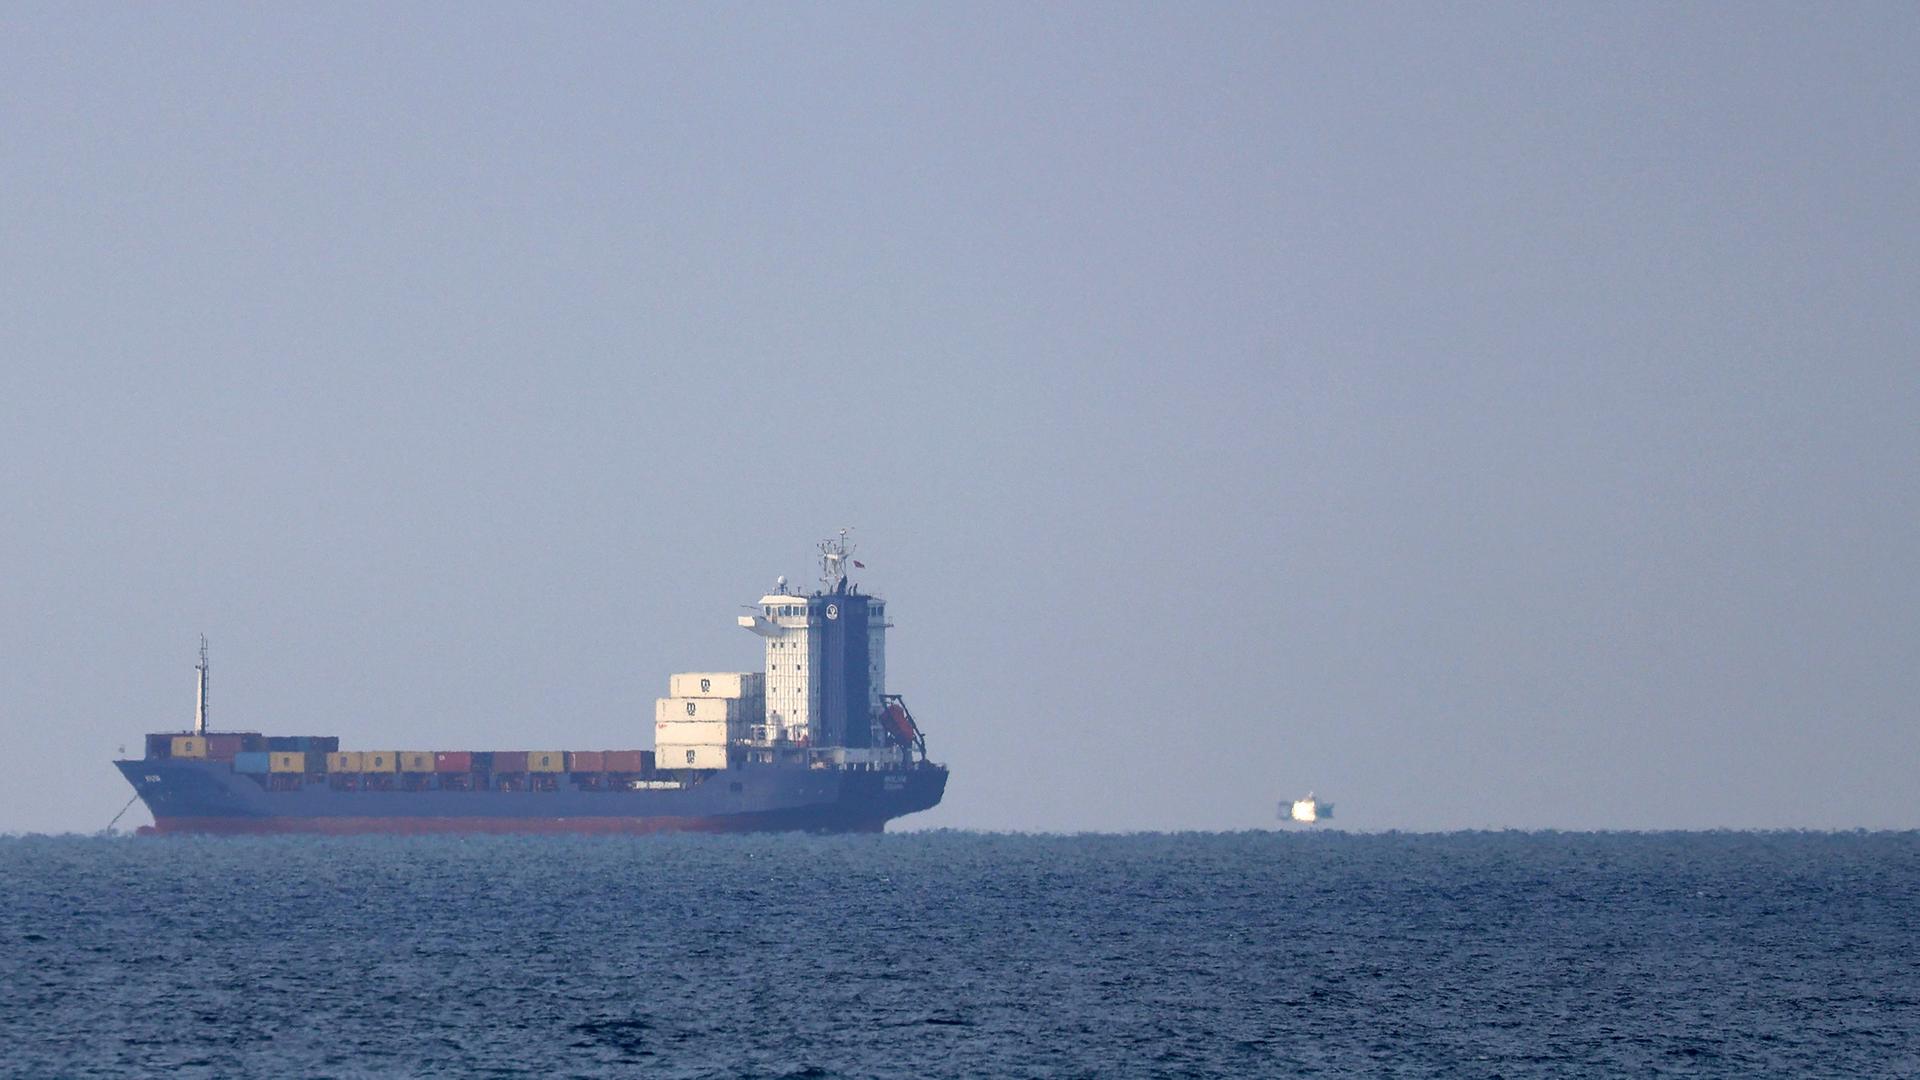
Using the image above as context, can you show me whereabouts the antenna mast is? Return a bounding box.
[819,528,855,592]
[194,635,210,736]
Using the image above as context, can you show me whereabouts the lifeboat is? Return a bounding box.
[883,701,918,748]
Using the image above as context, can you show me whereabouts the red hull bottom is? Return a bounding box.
[143,815,887,836]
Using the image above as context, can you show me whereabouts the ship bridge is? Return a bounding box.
[737,531,890,757]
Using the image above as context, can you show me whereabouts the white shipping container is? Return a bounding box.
[655,743,729,770]
[656,696,754,724]
[668,672,764,699]
[652,719,734,745]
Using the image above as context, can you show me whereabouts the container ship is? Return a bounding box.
[1282,794,1333,824]
[114,535,947,834]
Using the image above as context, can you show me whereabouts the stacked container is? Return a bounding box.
[668,672,764,699]
[655,697,749,725]
[604,750,651,773]
[266,735,338,754]
[655,720,731,745]
[655,672,762,770]
[660,745,728,769]
[204,733,265,760]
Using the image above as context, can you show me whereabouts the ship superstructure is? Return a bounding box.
[737,532,894,760]
[114,537,945,834]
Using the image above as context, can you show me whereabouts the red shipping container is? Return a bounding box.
[603,750,647,772]
[433,751,472,773]
[566,751,605,773]
[490,751,528,773]
[205,734,245,761]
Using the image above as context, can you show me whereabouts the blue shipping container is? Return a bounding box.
[233,751,271,774]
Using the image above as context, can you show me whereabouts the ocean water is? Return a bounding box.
[2,831,1916,1077]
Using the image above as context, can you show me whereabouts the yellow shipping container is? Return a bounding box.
[399,752,434,773]
[527,751,565,773]
[171,736,207,759]
[270,752,306,773]
[327,752,362,772]
[362,751,399,773]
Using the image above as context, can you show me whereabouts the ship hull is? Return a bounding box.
[116,759,946,836]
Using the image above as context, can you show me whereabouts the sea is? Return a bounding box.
[2,830,1916,1077]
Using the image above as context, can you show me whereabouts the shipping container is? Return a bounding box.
[527,752,564,773]
[267,735,339,754]
[270,752,306,773]
[399,752,434,773]
[566,751,605,773]
[327,751,362,772]
[362,752,399,774]
[653,719,733,745]
[434,751,472,773]
[234,751,271,774]
[205,733,265,760]
[603,750,649,772]
[667,672,765,700]
[144,733,176,759]
[172,736,207,759]
[655,697,752,724]
[655,744,728,770]
[490,751,528,773]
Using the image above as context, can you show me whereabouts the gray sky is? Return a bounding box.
[2,4,1915,833]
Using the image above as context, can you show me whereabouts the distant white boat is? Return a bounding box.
[1282,793,1333,823]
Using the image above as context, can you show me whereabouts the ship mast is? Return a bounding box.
[194,635,209,736]
[819,528,855,593]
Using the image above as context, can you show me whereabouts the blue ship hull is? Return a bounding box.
[115,759,948,835]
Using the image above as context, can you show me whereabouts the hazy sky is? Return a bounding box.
[3,4,1915,833]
